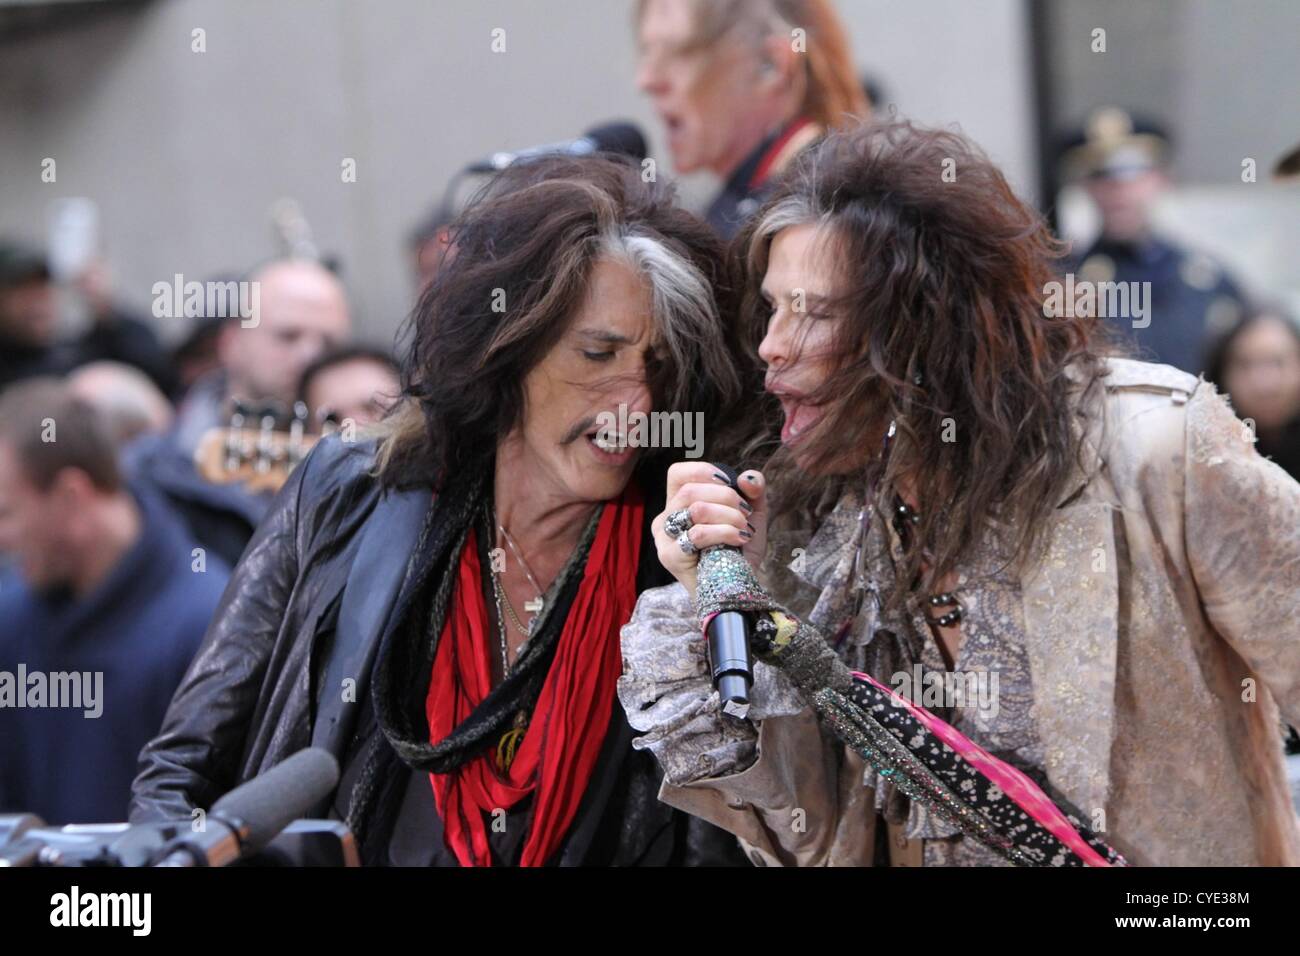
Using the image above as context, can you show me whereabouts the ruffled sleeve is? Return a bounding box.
[617,582,806,786]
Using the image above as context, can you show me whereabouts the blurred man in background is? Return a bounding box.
[168,315,225,401]
[298,346,400,432]
[0,240,175,397]
[635,0,868,238]
[68,361,174,446]
[71,256,176,398]
[1060,107,1247,375]
[125,257,353,566]
[0,379,228,824]
[0,242,77,390]
[166,273,247,402]
[169,257,352,457]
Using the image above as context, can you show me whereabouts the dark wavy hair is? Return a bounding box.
[375,153,744,490]
[736,119,1109,594]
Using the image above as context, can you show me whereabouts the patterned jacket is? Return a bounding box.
[619,359,1300,866]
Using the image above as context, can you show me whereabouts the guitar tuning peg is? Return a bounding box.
[258,400,287,425]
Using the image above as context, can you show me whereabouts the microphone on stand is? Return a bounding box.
[154,748,339,867]
[0,748,347,867]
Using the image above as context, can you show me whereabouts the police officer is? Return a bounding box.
[1060,107,1246,375]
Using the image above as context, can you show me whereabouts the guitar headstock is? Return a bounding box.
[194,400,318,494]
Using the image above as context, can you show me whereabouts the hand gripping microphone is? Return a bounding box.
[703,463,755,720]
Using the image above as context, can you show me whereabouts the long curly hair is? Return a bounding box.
[735,119,1111,595]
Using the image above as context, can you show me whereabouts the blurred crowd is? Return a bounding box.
[1,0,1297,828]
[0,238,408,821]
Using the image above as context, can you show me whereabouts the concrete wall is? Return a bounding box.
[1048,0,1300,305]
[1050,0,1300,185]
[0,0,1036,347]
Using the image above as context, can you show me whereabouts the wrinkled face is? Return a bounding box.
[221,264,352,407]
[504,257,657,504]
[758,223,843,469]
[636,0,771,176]
[305,358,400,430]
[0,442,74,592]
[1224,317,1300,432]
[1085,169,1167,242]
[0,279,58,347]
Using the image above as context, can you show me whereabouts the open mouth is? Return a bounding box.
[585,427,636,464]
[780,401,818,446]
[768,385,821,447]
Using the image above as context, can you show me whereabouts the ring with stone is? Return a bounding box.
[676,530,697,555]
[664,508,693,539]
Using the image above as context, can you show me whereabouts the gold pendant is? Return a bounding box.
[494,712,529,771]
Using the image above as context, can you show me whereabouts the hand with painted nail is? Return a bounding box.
[651,461,768,601]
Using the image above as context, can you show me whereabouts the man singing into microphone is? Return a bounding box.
[131,154,748,866]
[619,120,1300,867]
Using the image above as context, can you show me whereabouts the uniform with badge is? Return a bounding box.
[1059,108,1247,375]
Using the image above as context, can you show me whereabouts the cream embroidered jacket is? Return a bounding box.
[618,359,1300,866]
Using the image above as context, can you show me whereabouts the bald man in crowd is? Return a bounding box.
[170,259,353,455]
[125,258,352,565]
[68,361,174,446]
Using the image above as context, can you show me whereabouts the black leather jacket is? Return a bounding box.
[130,435,743,866]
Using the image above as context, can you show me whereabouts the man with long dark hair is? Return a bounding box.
[130,154,747,866]
[620,121,1300,866]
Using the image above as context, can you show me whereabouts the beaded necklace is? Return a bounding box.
[845,421,963,637]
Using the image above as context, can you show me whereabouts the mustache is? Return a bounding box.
[560,415,601,445]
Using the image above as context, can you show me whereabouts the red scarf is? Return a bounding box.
[424,485,643,867]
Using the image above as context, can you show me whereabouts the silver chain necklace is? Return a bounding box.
[487,554,513,676]
[496,519,546,619]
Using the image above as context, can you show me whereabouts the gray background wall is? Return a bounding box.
[1045,0,1300,305]
[0,0,1036,347]
[1049,0,1300,185]
[2,0,1295,346]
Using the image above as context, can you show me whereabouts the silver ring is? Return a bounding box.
[664,508,693,539]
[676,530,697,555]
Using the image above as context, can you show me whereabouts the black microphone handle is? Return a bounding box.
[703,461,756,720]
[708,609,754,720]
